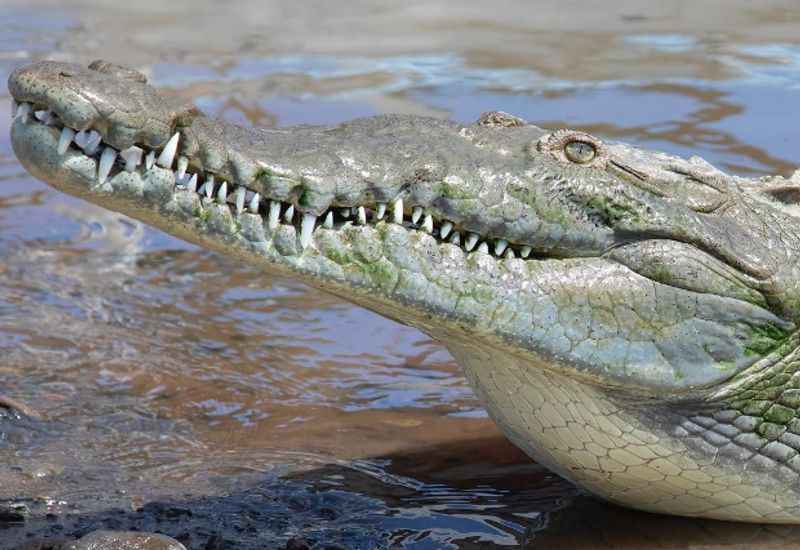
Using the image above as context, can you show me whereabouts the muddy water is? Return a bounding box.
[1,2,800,548]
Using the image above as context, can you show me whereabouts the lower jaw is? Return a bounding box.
[11,117,615,371]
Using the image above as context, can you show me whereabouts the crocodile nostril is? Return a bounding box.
[87,60,148,83]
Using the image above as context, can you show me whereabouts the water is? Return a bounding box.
[0,2,799,548]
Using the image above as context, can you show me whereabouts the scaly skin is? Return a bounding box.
[8,60,800,523]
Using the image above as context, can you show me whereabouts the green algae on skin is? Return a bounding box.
[586,196,640,225]
[763,403,796,425]
[360,258,399,291]
[745,323,793,357]
[439,180,473,200]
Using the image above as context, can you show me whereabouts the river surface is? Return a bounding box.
[1,2,799,548]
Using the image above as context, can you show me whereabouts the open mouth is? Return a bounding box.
[12,99,550,260]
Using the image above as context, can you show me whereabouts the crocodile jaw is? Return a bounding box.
[11,105,790,397]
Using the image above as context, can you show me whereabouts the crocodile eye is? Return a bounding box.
[564,141,596,164]
[533,129,607,168]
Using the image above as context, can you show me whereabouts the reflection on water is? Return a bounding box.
[1,1,799,548]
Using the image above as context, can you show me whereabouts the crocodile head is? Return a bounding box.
[9,60,800,521]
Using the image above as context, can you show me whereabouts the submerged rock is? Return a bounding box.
[0,500,30,523]
[64,530,187,550]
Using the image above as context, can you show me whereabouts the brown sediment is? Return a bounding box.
[0,394,41,420]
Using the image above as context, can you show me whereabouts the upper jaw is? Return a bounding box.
[8,97,573,262]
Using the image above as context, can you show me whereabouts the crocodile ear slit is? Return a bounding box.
[751,181,800,218]
[761,184,800,206]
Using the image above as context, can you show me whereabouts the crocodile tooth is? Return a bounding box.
[411,206,423,224]
[16,102,31,123]
[465,233,478,251]
[439,221,453,239]
[204,175,215,198]
[477,242,489,254]
[186,174,198,193]
[283,204,295,224]
[156,132,180,169]
[216,181,228,203]
[119,146,143,172]
[504,248,516,259]
[520,246,532,258]
[74,129,89,148]
[392,198,403,224]
[356,206,367,225]
[494,239,508,256]
[145,150,156,170]
[57,127,75,155]
[300,213,316,249]
[35,109,56,125]
[422,214,433,233]
[176,156,188,180]
[97,146,117,184]
[248,193,260,213]
[448,232,461,246]
[268,201,281,229]
[340,208,351,218]
[234,186,246,214]
[375,203,386,220]
[83,131,102,155]
[323,211,333,229]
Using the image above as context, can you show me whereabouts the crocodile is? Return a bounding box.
[8,60,800,524]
